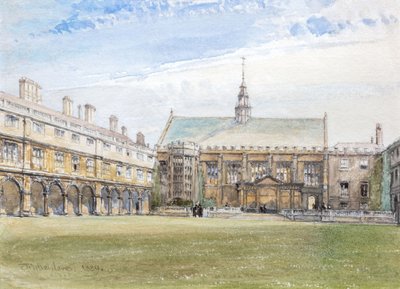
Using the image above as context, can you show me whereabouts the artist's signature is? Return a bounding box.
[19,262,110,273]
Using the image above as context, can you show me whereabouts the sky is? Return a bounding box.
[0,0,399,147]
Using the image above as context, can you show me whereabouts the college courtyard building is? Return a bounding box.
[0,77,155,217]
[156,64,391,212]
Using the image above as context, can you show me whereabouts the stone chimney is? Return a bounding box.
[84,104,96,124]
[62,96,73,116]
[136,132,145,146]
[376,123,383,146]
[121,126,127,136]
[109,115,118,132]
[19,77,42,104]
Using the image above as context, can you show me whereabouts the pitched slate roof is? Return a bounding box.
[158,116,325,147]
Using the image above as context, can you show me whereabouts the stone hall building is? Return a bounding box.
[0,77,155,217]
[156,65,386,212]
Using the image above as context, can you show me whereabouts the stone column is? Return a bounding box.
[43,193,49,216]
[292,155,298,183]
[63,194,68,216]
[78,194,82,216]
[242,153,248,181]
[22,176,31,217]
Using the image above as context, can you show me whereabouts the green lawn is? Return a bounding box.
[0,216,399,289]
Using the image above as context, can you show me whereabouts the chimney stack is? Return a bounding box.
[19,77,42,104]
[136,132,145,146]
[84,104,96,124]
[376,123,383,146]
[109,115,118,132]
[121,126,127,136]
[62,96,73,116]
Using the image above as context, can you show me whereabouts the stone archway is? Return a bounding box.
[122,189,131,215]
[142,191,151,214]
[110,188,120,215]
[67,185,80,216]
[131,190,139,214]
[81,185,96,215]
[0,177,22,216]
[31,181,46,216]
[308,195,316,210]
[48,182,64,215]
[101,187,110,215]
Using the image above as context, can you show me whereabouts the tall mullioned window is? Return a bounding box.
[147,171,153,182]
[55,152,64,168]
[32,148,44,167]
[5,115,19,128]
[2,141,19,162]
[340,182,349,197]
[117,165,122,176]
[226,162,241,184]
[102,163,110,176]
[304,163,321,187]
[206,162,218,185]
[276,162,291,183]
[360,182,368,197]
[54,128,65,138]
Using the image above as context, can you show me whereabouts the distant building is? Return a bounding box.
[327,133,384,210]
[383,138,400,220]
[157,60,329,211]
[0,78,155,216]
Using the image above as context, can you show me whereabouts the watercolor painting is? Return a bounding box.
[1,1,400,288]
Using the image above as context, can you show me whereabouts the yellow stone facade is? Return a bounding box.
[0,78,155,217]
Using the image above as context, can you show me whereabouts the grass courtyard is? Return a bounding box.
[0,216,399,289]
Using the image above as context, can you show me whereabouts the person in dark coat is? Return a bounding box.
[198,204,203,217]
[192,204,198,217]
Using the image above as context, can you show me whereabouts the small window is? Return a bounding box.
[340,159,349,169]
[102,163,110,175]
[5,115,19,128]
[71,133,80,143]
[54,128,65,138]
[360,182,368,197]
[116,146,123,154]
[360,159,368,169]
[340,182,349,197]
[72,156,80,172]
[32,148,44,167]
[147,155,153,162]
[86,138,94,146]
[126,150,130,157]
[147,171,152,182]
[86,158,94,173]
[103,142,111,151]
[117,165,122,176]
[32,122,44,134]
[55,152,64,168]
[137,169,144,181]
[340,202,348,209]
[126,167,132,179]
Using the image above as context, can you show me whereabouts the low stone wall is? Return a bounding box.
[281,209,395,224]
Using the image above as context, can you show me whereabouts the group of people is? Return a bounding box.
[192,203,203,217]
[312,202,331,210]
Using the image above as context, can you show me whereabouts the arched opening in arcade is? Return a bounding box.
[0,178,22,216]
[66,185,80,216]
[48,182,64,215]
[81,185,96,215]
[30,181,46,216]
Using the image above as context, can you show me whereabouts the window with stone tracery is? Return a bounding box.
[250,161,270,181]
[303,163,321,187]
[206,162,218,185]
[32,148,44,167]
[226,162,241,184]
[86,158,94,173]
[276,162,291,183]
[55,152,64,168]
[2,141,19,163]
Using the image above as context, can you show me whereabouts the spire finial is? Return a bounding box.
[241,56,246,82]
